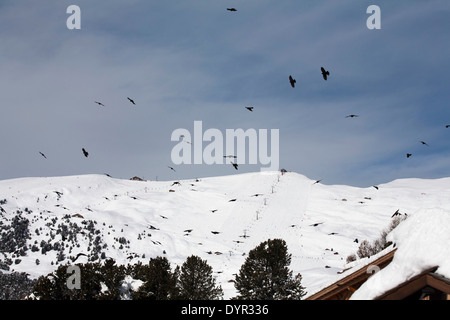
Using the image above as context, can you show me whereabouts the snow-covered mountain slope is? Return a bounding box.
[1,171,450,298]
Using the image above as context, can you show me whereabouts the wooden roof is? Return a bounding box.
[375,267,450,300]
[306,249,396,300]
[306,248,450,300]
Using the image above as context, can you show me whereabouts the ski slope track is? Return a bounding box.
[1,171,450,298]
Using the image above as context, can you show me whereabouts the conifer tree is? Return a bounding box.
[178,255,223,300]
[131,256,178,300]
[234,238,306,300]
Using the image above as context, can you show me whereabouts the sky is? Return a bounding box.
[0,0,449,187]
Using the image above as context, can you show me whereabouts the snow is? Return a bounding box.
[350,208,450,300]
[1,171,450,299]
[120,275,144,300]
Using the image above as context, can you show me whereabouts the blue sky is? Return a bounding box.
[0,0,449,187]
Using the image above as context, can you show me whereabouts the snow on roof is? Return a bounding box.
[350,208,450,299]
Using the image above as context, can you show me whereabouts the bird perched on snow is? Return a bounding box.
[39,152,47,159]
[127,97,136,105]
[227,8,237,12]
[82,148,89,157]
[245,106,253,112]
[289,75,296,88]
[321,67,330,80]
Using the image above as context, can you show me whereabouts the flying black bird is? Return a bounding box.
[391,209,401,218]
[313,180,322,185]
[71,252,87,262]
[310,222,323,227]
[223,155,237,158]
[406,153,412,158]
[289,75,296,88]
[127,97,136,105]
[373,185,379,190]
[39,152,47,159]
[82,148,89,157]
[446,125,450,128]
[345,114,359,118]
[227,8,237,12]
[211,231,220,235]
[168,166,176,172]
[420,141,429,146]
[354,238,359,243]
[94,101,104,107]
[321,67,330,80]
[211,210,218,213]
[245,106,253,112]
[231,162,238,170]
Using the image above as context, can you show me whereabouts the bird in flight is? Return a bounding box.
[289,75,296,88]
[391,209,401,218]
[446,125,450,128]
[231,162,238,170]
[180,134,191,144]
[71,253,87,262]
[127,97,136,105]
[420,141,429,146]
[321,67,330,80]
[223,155,237,158]
[94,101,105,107]
[82,148,89,157]
[313,180,322,184]
[310,222,323,227]
[245,106,253,112]
[345,114,359,118]
[39,152,47,159]
[406,153,412,158]
[373,185,379,190]
[227,8,237,12]
[168,166,176,172]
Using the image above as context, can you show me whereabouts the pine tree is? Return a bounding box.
[131,256,178,300]
[178,255,223,300]
[234,238,306,300]
[98,259,126,299]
